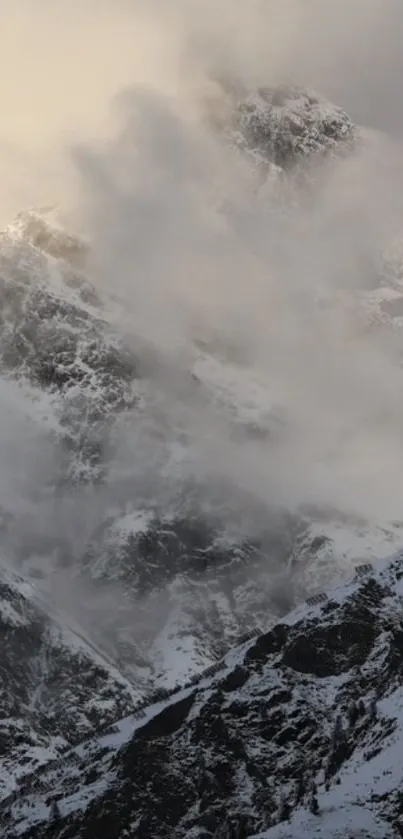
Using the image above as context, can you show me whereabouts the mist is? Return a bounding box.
[70,0,403,526]
[1,0,403,624]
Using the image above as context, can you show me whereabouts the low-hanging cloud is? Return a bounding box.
[2,0,403,223]
[2,0,403,557]
[70,21,403,527]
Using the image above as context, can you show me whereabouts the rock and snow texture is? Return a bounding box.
[0,207,138,485]
[4,552,403,837]
[229,84,356,171]
[0,558,138,801]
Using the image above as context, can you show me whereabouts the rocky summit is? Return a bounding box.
[230,84,356,170]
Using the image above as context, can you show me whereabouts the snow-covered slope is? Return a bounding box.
[4,551,403,837]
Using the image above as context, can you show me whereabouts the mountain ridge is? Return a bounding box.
[3,549,403,837]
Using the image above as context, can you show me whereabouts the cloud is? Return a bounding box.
[72,85,403,526]
[2,0,403,554]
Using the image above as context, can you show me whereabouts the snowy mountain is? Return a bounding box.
[3,552,403,838]
[1,81,403,836]
[0,84,402,681]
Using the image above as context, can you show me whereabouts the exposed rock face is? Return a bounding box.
[0,208,138,484]
[3,554,403,838]
[230,84,356,170]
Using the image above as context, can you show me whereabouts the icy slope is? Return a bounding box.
[4,551,403,837]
